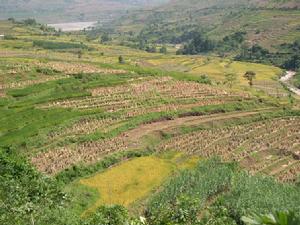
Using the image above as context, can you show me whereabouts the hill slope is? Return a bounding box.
[112,0,300,49]
[0,0,168,23]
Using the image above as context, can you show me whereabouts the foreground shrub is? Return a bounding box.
[242,211,300,225]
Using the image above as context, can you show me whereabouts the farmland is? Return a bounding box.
[0,17,300,225]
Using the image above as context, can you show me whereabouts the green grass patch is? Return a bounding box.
[33,40,88,50]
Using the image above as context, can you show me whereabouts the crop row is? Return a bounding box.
[34,62,127,75]
[276,161,300,182]
[48,116,124,139]
[31,136,128,175]
[157,117,300,181]
[0,75,68,90]
[41,77,248,111]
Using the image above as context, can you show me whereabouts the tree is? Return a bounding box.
[118,55,125,64]
[198,74,212,85]
[283,54,300,71]
[180,32,216,55]
[224,73,238,88]
[23,18,37,26]
[77,50,83,59]
[244,71,256,86]
[7,17,15,23]
[159,46,167,54]
[146,46,156,53]
[100,33,111,43]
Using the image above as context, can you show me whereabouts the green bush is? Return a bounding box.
[84,205,129,225]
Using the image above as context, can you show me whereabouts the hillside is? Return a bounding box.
[0,0,168,23]
[110,0,300,51]
[0,18,300,224]
[164,0,300,9]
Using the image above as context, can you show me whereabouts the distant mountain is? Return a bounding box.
[111,0,300,49]
[164,0,300,9]
[0,0,168,23]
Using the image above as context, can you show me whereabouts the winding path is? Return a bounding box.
[124,109,272,143]
[280,71,300,96]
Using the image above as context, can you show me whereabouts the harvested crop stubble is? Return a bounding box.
[158,117,300,181]
[41,77,249,111]
[276,162,300,182]
[34,62,127,75]
[31,136,128,175]
[0,75,69,89]
[48,117,124,139]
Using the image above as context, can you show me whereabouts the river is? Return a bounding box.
[280,71,300,96]
[47,21,97,32]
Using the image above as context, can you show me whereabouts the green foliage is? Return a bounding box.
[244,71,256,86]
[0,107,85,149]
[119,55,125,64]
[100,33,111,43]
[197,74,212,85]
[159,46,167,54]
[283,55,300,71]
[146,158,236,224]
[200,206,238,225]
[83,205,147,225]
[0,149,74,225]
[222,32,246,48]
[178,32,216,55]
[236,40,300,71]
[145,158,300,224]
[33,40,88,50]
[236,45,270,62]
[23,18,37,26]
[242,211,300,225]
[221,173,300,222]
[84,205,129,225]
[146,45,157,53]
[3,34,17,40]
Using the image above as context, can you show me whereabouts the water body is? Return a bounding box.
[280,71,300,96]
[48,21,97,32]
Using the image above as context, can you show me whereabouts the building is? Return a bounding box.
[0,35,4,40]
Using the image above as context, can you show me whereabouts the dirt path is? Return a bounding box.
[124,109,271,142]
[280,71,300,96]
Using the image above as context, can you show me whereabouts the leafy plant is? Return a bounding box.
[242,211,300,225]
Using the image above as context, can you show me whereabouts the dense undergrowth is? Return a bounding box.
[2,150,300,225]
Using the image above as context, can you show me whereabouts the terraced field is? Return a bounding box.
[157,116,300,182]
[1,19,300,224]
[41,76,248,112]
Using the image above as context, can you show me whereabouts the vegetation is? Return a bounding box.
[146,158,300,224]
[80,156,174,212]
[33,40,88,50]
[0,2,299,224]
[242,211,300,225]
[177,32,216,55]
[244,71,256,86]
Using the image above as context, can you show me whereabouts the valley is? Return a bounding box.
[0,1,300,224]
